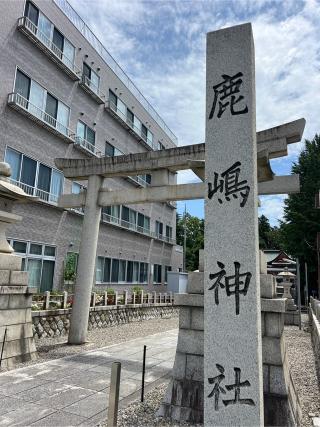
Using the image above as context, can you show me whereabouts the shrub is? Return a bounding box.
[132,286,143,295]
[64,253,77,281]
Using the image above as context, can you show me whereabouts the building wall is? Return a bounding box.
[0,0,182,291]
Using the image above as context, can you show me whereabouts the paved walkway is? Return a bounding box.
[0,329,178,426]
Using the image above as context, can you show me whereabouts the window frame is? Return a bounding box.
[14,67,71,130]
[5,146,64,200]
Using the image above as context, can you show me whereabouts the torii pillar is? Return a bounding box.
[68,175,103,344]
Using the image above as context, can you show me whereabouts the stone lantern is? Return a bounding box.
[277,267,296,311]
[0,162,38,368]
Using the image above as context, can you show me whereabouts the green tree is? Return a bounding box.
[176,212,204,271]
[258,214,283,249]
[280,134,320,293]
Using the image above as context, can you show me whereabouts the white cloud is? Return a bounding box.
[259,195,288,226]
[67,0,320,224]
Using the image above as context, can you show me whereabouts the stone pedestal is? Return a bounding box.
[157,270,204,424]
[0,259,37,369]
[0,162,38,369]
[158,263,302,425]
[282,280,300,326]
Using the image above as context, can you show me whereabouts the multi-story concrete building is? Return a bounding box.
[0,0,183,293]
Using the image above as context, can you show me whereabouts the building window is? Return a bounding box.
[14,69,70,135]
[139,263,148,283]
[166,225,173,241]
[126,108,134,126]
[95,256,148,284]
[137,212,150,233]
[141,124,148,142]
[153,264,162,284]
[109,90,117,108]
[155,221,163,237]
[76,121,95,151]
[158,141,165,150]
[165,266,172,283]
[71,182,85,213]
[82,63,100,94]
[24,1,75,67]
[9,238,56,291]
[105,142,123,157]
[5,147,63,203]
[107,90,154,148]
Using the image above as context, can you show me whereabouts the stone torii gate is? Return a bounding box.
[56,115,304,347]
[55,22,305,427]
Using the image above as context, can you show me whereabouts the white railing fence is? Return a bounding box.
[32,290,174,310]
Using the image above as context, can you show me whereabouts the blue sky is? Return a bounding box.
[69,0,320,226]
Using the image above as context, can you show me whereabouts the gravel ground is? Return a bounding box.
[108,381,200,427]
[1,317,178,372]
[284,314,320,427]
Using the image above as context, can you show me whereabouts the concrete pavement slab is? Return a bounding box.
[0,329,178,426]
[63,392,108,418]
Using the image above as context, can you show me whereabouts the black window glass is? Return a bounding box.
[83,63,91,79]
[15,70,30,100]
[86,127,95,145]
[141,124,148,140]
[40,260,55,292]
[126,109,134,125]
[45,93,58,119]
[13,241,27,253]
[24,1,39,26]
[111,259,119,282]
[104,258,111,282]
[44,246,55,256]
[30,243,42,255]
[127,261,133,283]
[37,163,51,192]
[146,174,151,184]
[109,90,117,107]
[52,27,64,52]
[121,206,129,222]
[137,213,144,228]
[102,206,111,216]
[21,156,37,187]
[105,142,115,157]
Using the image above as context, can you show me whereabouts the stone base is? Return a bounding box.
[0,285,37,369]
[157,378,203,424]
[285,311,300,326]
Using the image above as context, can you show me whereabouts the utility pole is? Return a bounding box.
[305,261,309,306]
[183,204,187,272]
[296,258,302,330]
[317,233,320,298]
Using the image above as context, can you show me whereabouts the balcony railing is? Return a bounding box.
[151,231,175,245]
[127,175,150,188]
[8,93,75,143]
[17,16,80,81]
[79,75,105,104]
[105,100,156,150]
[74,136,102,157]
[101,212,175,244]
[10,179,59,204]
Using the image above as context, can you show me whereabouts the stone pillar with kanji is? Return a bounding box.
[204,23,263,426]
